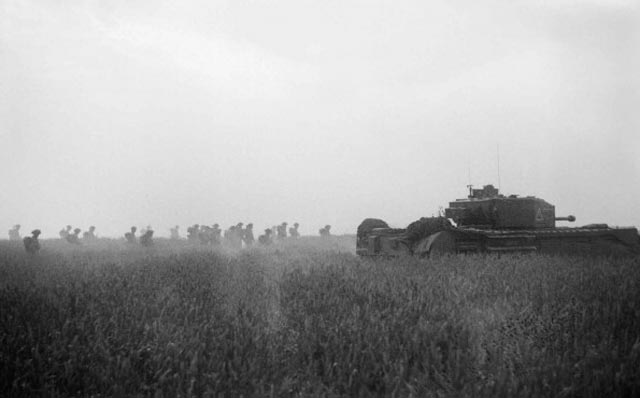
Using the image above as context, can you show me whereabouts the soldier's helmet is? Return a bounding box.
[32,229,41,237]
[15,224,20,229]
[131,226,137,232]
[247,223,253,228]
[89,226,96,231]
[213,223,219,228]
[66,225,72,230]
[325,225,331,229]
[294,223,299,227]
[74,228,81,234]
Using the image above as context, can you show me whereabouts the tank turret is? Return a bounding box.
[444,184,575,230]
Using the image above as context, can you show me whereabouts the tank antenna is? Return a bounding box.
[497,144,501,190]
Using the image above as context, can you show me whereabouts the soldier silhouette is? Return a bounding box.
[289,222,300,238]
[23,229,41,254]
[170,225,180,240]
[211,224,222,245]
[125,226,137,243]
[199,225,212,245]
[66,228,82,244]
[187,224,199,242]
[140,229,154,247]
[277,222,288,239]
[243,223,255,246]
[59,225,72,239]
[319,225,331,237]
[258,228,273,245]
[83,226,96,240]
[8,224,21,241]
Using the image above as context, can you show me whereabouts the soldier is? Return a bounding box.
[23,229,41,254]
[140,225,151,236]
[277,222,288,239]
[211,224,222,245]
[226,225,242,249]
[8,224,21,241]
[243,223,255,246]
[199,225,212,245]
[140,229,154,247]
[59,225,72,239]
[66,228,82,244]
[319,225,331,237]
[83,226,97,240]
[235,223,245,248]
[125,226,137,243]
[289,222,300,238]
[258,228,273,245]
[170,225,180,240]
[187,224,199,242]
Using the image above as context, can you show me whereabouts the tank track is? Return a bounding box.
[451,226,640,255]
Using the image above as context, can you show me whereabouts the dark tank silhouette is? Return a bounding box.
[357,184,640,257]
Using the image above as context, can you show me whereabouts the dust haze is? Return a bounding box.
[1,0,639,238]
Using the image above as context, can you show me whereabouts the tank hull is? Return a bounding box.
[357,225,640,257]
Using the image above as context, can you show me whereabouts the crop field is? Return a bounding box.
[1,237,639,397]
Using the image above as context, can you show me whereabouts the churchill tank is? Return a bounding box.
[357,185,640,257]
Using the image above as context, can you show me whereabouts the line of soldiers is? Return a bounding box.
[10,221,332,254]
[59,225,98,244]
[124,226,154,247]
[171,221,305,248]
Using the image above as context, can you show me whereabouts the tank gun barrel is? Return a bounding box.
[555,215,576,222]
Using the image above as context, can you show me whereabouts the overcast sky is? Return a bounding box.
[1,0,639,238]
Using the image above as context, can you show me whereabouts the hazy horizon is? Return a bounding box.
[2,0,639,238]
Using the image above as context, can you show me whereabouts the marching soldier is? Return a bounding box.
[140,229,154,247]
[23,229,41,254]
[83,226,97,240]
[8,224,21,241]
[59,225,72,239]
[243,223,255,246]
[66,228,82,244]
[277,222,288,239]
[211,224,222,245]
[319,225,331,237]
[125,226,137,243]
[289,222,300,238]
[258,228,273,245]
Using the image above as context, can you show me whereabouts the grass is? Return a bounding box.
[1,237,639,397]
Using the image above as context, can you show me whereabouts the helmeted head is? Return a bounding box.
[131,226,137,233]
[247,223,253,229]
[325,225,331,230]
[66,225,72,230]
[294,223,299,227]
[32,229,41,237]
[14,224,20,229]
[213,223,219,228]
[74,228,81,234]
[89,226,96,231]
[282,222,287,226]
